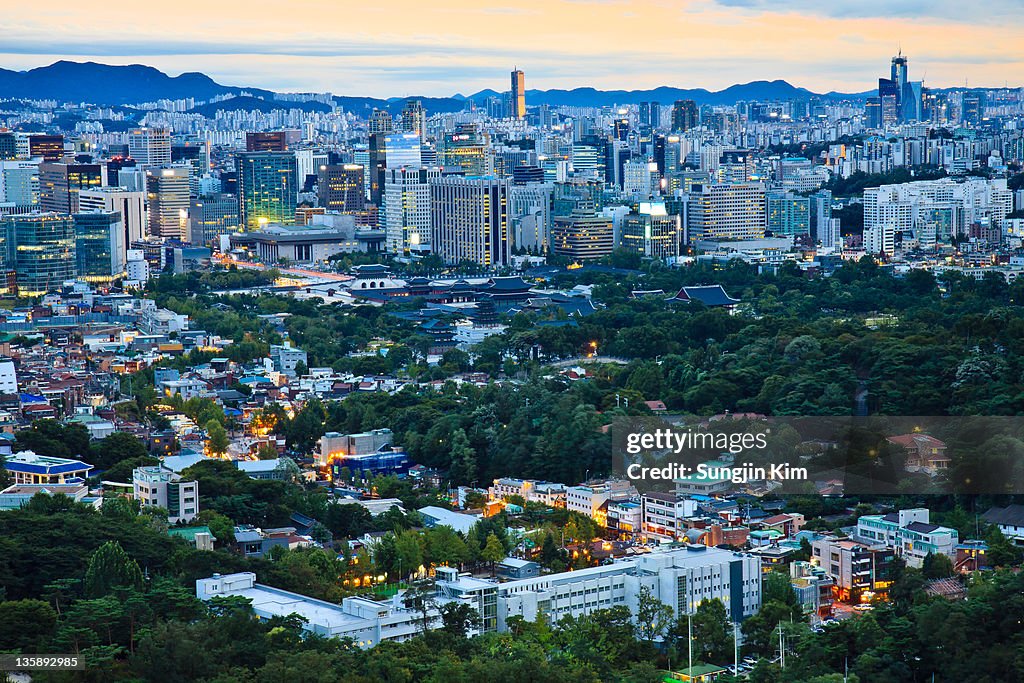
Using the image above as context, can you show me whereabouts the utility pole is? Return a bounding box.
[733,621,739,675]
[688,612,692,677]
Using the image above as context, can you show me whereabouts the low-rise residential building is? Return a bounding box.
[886,433,950,475]
[418,506,480,535]
[566,480,636,526]
[981,504,1024,545]
[790,561,834,621]
[856,508,958,568]
[811,537,896,603]
[197,572,436,648]
[488,477,566,507]
[132,465,199,523]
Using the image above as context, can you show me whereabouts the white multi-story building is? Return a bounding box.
[489,477,566,507]
[685,182,766,242]
[128,127,171,167]
[197,572,437,648]
[508,182,553,253]
[641,492,699,541]
[133,465,199,523]
[383,167,438,254]
[79,187,147,245]
[497,545,761,630]
[565,480,637,524]
[855,508,958,568]
[0,358,17,395]
[863,177,1013,243]
[864,223,896,256]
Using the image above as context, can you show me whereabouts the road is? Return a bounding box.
[219,255,353,283]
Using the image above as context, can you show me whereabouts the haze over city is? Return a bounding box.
[3,0,1023,96]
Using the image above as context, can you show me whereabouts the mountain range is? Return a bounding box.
[0,60,890,113]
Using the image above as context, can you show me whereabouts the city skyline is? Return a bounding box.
[2,0,1023,98]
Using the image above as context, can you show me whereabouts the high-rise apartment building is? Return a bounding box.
[430,176,510,267]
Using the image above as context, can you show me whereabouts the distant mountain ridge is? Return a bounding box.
[0,60,917,112]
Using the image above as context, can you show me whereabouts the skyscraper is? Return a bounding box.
[189,194,239,247]
[383,167,439,254]
[235,151,299,230]
[79,187,146,247]
[39,162,104,214]
[686,183,766,242]
[511,69,526,119]
[3,212,77,296]
[128,127,172,167]
[73,210,125,285]
[670,100,698,133]
[318,164,366,213]
[430,176,510,267]
[146,167,191,240]
[766,191,811,237]
[245,132,288,152]
[369,109,394,135]
[400,100,426,140]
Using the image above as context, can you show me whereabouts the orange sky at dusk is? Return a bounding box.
[3,0,1022,96]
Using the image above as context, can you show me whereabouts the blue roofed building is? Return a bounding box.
[4,450,93,485]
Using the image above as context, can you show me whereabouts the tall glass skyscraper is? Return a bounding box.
[236,151,299,230]
[74,210,124,285]
[3,212,77,296]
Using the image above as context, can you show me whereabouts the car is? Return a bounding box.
[854,604,874,612]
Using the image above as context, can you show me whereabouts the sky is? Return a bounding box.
[3,0,1023,97]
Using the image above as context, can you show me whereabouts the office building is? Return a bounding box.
[79,187,146,247]
[189,194,239,246]
[670,100,698,133]
[3,212,77,296]
[0,160,39,207]
[509,182,553,253]
[369,109,393,135]
[766,191,810,237]
[28,134,64,162]
[236,151,299,230]
[855,509,958,568]
[496,545,761,631]
[133,465,199,524]
[686,183,766,242]
[383,133,422,170]
[128,127,172,166]
[441,125,491,176]
[621,202,682,259]
[231,214,378,264]
[246,131,289,152]
[383,167,438,254]
[716,150,753,184]
[74,210,125,285]
[430,176,510,268]
[399,99,426,139]
[198,572,438,648]
[318,428,409,476]
[551,213,614,261]
[39,162,104,214]
[318,164,366,213]
[510,69,526,119]
[0,132,17,161]
[146,167,191,240]
[3,450,93,485]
